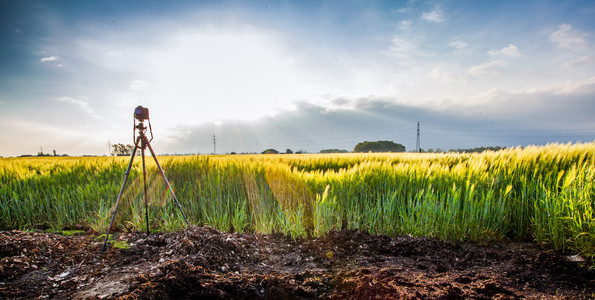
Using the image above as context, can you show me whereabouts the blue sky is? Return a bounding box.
[1,0,594,156]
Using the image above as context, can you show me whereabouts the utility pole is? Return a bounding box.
[416,122,421,153]
[108,140,111,156]
[212,134,216,154]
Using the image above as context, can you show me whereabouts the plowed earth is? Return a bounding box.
[0,226,593,299]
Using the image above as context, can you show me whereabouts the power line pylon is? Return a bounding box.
[416,121,421,153]
[212,134,216,154]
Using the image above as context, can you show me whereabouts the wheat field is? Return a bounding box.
[1,142,593,258]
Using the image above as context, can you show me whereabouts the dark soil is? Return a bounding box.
[1,226,593,299]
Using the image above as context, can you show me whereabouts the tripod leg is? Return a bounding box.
[141,144,149,234]
[102,137,141,252]
[145,140,190,226]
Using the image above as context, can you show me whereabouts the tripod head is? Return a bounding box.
[133,105,153,144]
[134,105,149,121]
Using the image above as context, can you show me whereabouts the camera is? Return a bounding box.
[134,105,149,121]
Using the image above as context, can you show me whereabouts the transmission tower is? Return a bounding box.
[212,134,216,154]
[416,122,421,153]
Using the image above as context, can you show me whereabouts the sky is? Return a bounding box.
[1,0,595,156]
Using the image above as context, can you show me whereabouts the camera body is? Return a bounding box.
[134,105,149,121]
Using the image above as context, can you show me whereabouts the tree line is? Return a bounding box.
[108,141,503,156]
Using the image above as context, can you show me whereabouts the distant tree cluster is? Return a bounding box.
[112,143,135,156]
[448,146,506,153]
[261,149,279,154]
[260,149,300,154]
[418,146,506,153]
[20,149,69,157]
[420,148,446,153]
[319,149,349,153]
[354,141,406,153]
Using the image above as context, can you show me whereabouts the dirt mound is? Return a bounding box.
[0,227,593,299]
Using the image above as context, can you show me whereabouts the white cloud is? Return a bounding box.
[550,23,588,50]
[421,7,445,23]
[112,28,319,122]
[551,77,595,95]
[105,51,123,57]
[430,66,465,82]
[562,55,595,68]
[58,96,89,108]
[40,19,408,125]
[398,20,412,30]
[40,56,58,62]
[449,40,468,51]
[488,44,521,57]
[397,6,412,14]
[466,60,507,77]
[474,77,595,99]
[57,96,102,119]
[129,79,149,91]
[387,37,417,58]
[433,77,595,120]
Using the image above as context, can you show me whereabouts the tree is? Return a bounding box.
[353,141,406,153]
[112,143,135,156]
[261,149,279,154]
[450,146,505,153]
[320,149,349,153]
[285,149,293,154]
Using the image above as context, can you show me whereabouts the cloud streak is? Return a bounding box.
[57,97,102,119]
[550,23,588,50]
[488,44,521,57]
[40,56,57,62]
[387,37,418,59]
[562,55,595,68]
[421,7,445,23]
[449,40,468,51]
[466,60,507,77]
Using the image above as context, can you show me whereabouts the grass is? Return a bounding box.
[1,142,594,259]
[112,240,131,250]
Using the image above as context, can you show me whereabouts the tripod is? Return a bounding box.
[101,115,189,252]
